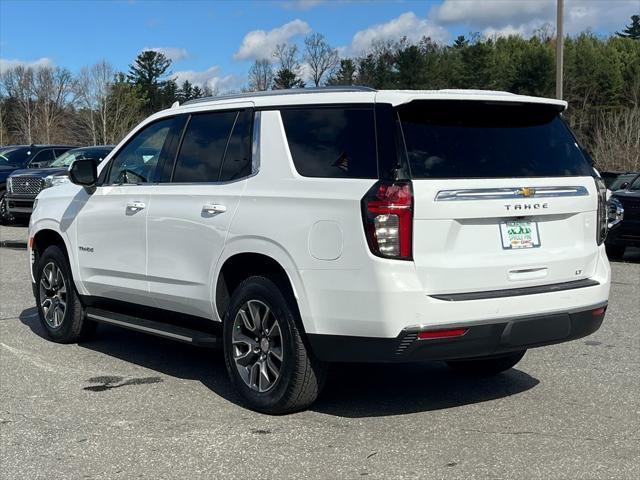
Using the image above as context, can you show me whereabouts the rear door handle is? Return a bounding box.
[126,201,146,212]
[202,203,227,214]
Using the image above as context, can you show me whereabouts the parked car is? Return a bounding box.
[604,172,640,192]
[27,88,610,413]
[605,174,640,259]
[6,145,114,220]
[0,144,74,223]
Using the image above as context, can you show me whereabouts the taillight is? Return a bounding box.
[595,177,608,245]
[362,181,413,259]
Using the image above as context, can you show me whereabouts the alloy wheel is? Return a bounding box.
[39,261,67,328]
[231,299,284,392]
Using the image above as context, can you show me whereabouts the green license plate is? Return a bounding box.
[500,220,541,249]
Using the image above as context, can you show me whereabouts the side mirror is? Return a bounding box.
[69,158,98,192]
[619,181,629,190]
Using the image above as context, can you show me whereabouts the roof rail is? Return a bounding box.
[181,85,377,106]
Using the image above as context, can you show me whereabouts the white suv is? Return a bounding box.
[28,88,611,413]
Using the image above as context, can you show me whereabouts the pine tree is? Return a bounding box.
[191,85,203,99]
[127,50,172,113]
[617,15,640,40]
[273,68,305,89]
[328,59,357,86]
[453,35,469,49]
[179,80,194,101]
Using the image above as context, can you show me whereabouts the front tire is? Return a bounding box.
[223,276,326,414]
[446,350,526,375]
[35,245,95,343]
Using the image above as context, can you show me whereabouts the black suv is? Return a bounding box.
[606,174,640,259]
[6,145,113,219]
[1,144,74,223]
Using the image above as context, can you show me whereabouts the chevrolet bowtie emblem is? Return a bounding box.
[517,187,536,197]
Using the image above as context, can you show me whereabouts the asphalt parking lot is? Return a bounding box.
[1,225,639,479]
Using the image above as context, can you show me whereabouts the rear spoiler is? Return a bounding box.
[376,90,568,112]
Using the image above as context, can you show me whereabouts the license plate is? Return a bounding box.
[500,220,541,249]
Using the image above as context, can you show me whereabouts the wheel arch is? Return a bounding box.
[29,223,79,287]
[213,242,313,334]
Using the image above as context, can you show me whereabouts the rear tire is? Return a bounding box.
[223,276,326,414]
[35,245,96,343]
[446,350,526,375]
[605,244,625,261]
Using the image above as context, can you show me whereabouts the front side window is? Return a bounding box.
[31,149,55,166]
[280,107,377,179]
[629,177,640,191]
[51,149,111,167]
[106,118,173,184]
[172,111,237,183]
[54,148,71,157]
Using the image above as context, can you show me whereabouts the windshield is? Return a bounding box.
[49,149,109,167]
[397,101,592,179]
[609,174,637,191]
[0,147,31,167]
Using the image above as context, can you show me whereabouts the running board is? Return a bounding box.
[85,307,220,347]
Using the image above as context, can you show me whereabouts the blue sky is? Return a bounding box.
[1,0,637,92]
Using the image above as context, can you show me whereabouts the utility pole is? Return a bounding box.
[556,0,564,99]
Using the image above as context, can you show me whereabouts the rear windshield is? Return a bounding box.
[397,101,592,179]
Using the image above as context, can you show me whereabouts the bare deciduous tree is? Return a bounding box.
[304,33,339,87]
[33,66,75,143]
[248,59,274,91]
[1,66,36,143]
[274,43,300,72]
[76,60,115,144]
[591,107,640,172]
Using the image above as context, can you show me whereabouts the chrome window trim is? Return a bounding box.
[434,185,589,201]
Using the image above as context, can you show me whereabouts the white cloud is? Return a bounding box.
[0,57,54,73]
[482,23,537,39]
[171,65,246,94]
[432,0,639,37]
[433,0,552,27]
[142,47,189,61]
[234,19,311,60]
[342,12,449,57]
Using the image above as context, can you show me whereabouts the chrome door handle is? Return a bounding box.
[202,203,227,214]
[126,201,146,211]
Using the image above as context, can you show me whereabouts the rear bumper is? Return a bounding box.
[308,303,607,363]
[6,194,35,215]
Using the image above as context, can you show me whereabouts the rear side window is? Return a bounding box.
[173,111,237,183]
[219,110,252,182]
[281,107,377,178]
[398,101,592,179]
